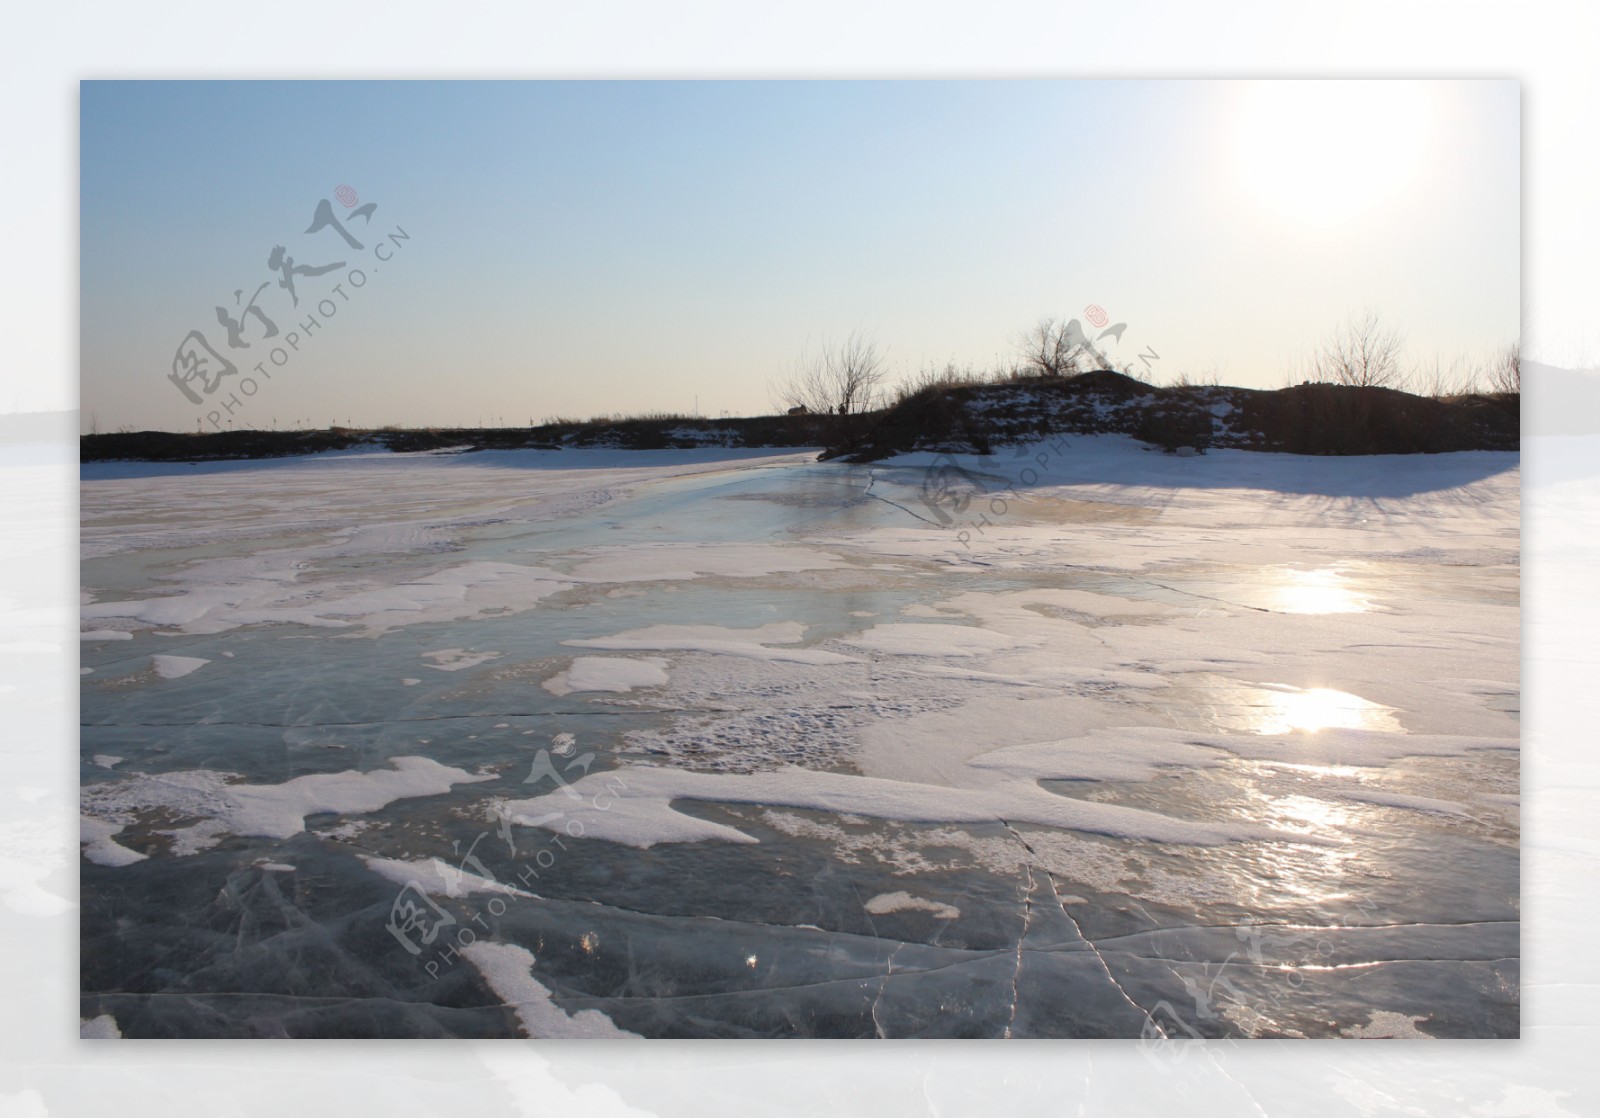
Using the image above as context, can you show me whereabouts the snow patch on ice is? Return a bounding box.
[82,560,575,636]
[838,622,1036,658]
[422,648,502,672]
[968,730,1230,783]
[79,1014,122,1039]
[1319,786,1472,817]
[566,542,850,584]
[608,653,962,773]
[864,890,960,920]
[81,757,492,857]
[462,941,639,1039]
[151,654,209,679]
[543,656,669,696]
[360,855,536,899]
[1340,1010,1436,1039]
[566,622,860,666]
[502,765,1295,849]
[79,816,146,867]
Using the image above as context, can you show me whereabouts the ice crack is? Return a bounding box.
[999,818,1035,1039]
[862,471,945,528]
[1060,903,1169,1039]
[1002,817,1168,1039]
[872,942,903,1039]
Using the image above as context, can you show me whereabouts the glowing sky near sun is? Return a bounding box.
[79,80,1518,432]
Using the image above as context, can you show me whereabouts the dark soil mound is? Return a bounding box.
[837,373,1518,461]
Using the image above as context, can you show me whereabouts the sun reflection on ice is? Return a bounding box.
[1234,781,1360,906]
[1254,685,1401,735]
[1260,792,1351,836]
[1268,567,1370,614]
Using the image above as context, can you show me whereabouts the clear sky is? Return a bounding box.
[80,79,1518,432]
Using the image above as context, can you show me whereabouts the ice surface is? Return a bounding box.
[78,437,1519,1038]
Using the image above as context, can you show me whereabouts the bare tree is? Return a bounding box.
[772,331,888,452]
[774,331,887,417]
[1487,341,1520,393]
[1314,311,1406,389]
[1017,317,1086,378]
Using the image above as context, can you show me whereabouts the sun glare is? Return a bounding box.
[1232,81,1433,227]
[1255,685,1402,736]
[1269,567,1370,615]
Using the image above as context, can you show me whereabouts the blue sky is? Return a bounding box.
[80,79,1519,431]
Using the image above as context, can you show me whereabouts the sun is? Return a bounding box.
[1232,81,1433,227]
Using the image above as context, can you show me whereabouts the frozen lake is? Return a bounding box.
[79,436,1519,1038]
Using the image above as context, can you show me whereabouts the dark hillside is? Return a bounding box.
[837,373,1518,461]
[82,377,1518,463]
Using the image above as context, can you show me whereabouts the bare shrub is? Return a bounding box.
[1315,311,1406,388]
[893,360,990,404]
[1168,367,1221,389]
[1450,342,1519,396]
[1411,352,1473,398]
[1487,341,1520,393]
[979,357,1030,384]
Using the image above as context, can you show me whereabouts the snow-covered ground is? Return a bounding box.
[78,436,1519,1038]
